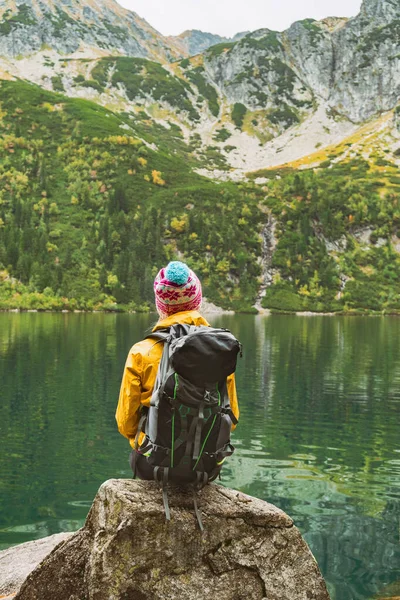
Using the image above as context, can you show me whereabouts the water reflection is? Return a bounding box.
[0,313,399,599]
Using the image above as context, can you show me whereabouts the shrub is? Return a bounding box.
[213,128,231,142]
[232,103,246,129]
[262,285,305,312]
[51,76,65,93]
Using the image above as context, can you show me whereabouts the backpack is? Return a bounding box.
[133,323,242,530]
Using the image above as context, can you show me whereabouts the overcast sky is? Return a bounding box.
[118,0,363,37]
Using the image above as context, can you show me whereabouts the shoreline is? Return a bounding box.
[1,308,400,317]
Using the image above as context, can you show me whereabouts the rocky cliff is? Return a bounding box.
[203,0,400,124]
[1,0,399,175]
[169,29,248,57]
[0,0,181,61]
[13,479,331,600]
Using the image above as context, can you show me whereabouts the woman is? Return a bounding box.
[116,261,239,480]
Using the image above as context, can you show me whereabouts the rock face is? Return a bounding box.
[0,532,73,596]
[15,479,330,600]
[169,30,249,57]
[0,0,181,61]
[169,30,228,57]
[203,0,400,124]
[1,0,400,147]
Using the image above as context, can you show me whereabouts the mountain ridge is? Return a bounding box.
[1,0,400,313]
[0,0,183,61]
[0,0,249,61]
[168,29,249,57]
[1,0,400,178]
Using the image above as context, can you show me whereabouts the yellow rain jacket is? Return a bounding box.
[116,310,239,449]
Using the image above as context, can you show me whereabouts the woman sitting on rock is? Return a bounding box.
[116,261,240,484]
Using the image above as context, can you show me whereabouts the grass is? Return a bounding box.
[248,111,395,178]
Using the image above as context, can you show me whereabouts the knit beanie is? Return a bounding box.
[154,261,202,319]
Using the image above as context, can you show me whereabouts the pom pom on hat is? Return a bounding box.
[154,261,202,319]
[165,261,190,285]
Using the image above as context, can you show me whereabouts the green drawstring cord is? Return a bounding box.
[171,373,179,468]
[193,383,221,471]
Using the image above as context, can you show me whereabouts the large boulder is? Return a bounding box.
[15,479,330,600]
[0,533,73,597]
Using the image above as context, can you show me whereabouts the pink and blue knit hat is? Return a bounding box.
[154,262,202,318]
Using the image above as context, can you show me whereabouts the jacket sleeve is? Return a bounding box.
[115,350,143,442]
[227,373,239,431]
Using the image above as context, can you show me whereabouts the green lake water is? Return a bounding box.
[0,313,399,599]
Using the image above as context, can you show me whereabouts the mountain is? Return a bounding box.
[0,0,181,61]
[201,1,400,124]
[169,30,248,57]
[1,0,400,314]
[0,0,246,61]
[2,0,400,176]
[0,79,262,312]
[169,30,227,57]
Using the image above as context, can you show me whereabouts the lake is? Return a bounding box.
[0,313,399,599]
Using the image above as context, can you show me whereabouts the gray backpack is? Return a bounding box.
[134,323,241,529]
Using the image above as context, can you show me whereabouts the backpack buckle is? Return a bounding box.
[178,404,191,417]
[204,390,212,403]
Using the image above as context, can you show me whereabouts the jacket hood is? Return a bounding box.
[152,310,209,332]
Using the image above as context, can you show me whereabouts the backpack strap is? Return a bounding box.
[192,472,208,532]
[192,400,205,461]
[192,489,204,532]
[145,328,171,346]
[154,466,171,521]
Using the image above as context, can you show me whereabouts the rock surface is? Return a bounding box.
[15,479,330,600]
[0,0,181,62]
[0,533,73,596]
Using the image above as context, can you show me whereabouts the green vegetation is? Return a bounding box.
[0,5,37,35]
[91,57,200,122]
[47,7,83,39]
[213,127,232,142]
[1,70,399,315]
[206,42,236,58]
[51,76,65,93]
[0,274,128,312]
[102,21,128,41]
[239,31,281,52]
[299,19,325,47]
[261,158,400,313]
[358,20,400,55]
[80,80,104,94]
[224,51,306,123]
[231,103,247,129]
[269,105,299,127]
[0,79,262,312]
[73,74,86,84]
[183,66,220,118]
[270,59,297,97]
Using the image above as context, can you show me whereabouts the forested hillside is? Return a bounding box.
[0,80,262,312]
[1,0,400,313]
[260,158,400,313]
[1,80,400,314]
